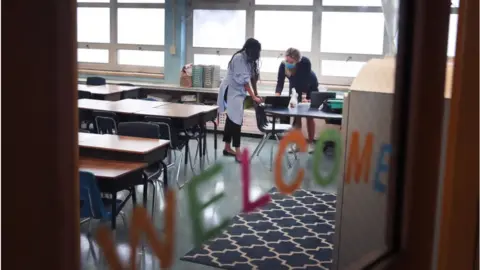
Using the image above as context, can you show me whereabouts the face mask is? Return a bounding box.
[285,62,296,69]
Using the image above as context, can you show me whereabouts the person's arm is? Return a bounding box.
[295,57,312,95]
[251,73,259,96]
[275,62,286,96]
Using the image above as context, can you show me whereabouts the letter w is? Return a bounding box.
[345,131,374,184]
[96,190,176,270]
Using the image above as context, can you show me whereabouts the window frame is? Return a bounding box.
[77,1,165,74]
[186,0,390,86]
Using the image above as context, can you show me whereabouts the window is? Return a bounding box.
[322,0,382,6]
[77,0,165,73]
[255,0,313,6]
[118,50,164,67]
[118,8,165,45]
[193,10,246,49]
[254,11,313,51]
[447,14,458,57]
[321,12,384,55]
[321,60,366,77]
[193,54,232,70]
[259,57,283,73]
[77,8,110,43]
[78,48,109,63]
[188,1,389,85]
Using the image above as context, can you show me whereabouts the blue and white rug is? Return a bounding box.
[181,189,336,269]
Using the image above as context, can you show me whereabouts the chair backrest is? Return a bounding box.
[118,122,160,139]
[144,116,181,148]
[254,103,269,132]
[79,171,107,219]
[92,111,118,134]
[78,90,92,99]
[86,76,106,86]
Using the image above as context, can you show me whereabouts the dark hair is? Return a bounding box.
[228,38,261,80]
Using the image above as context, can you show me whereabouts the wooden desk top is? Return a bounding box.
[79,157,147,178]
[114,98,168,111]
[154,103,218,113]
[78,84,140,95]
[78,132,98,142]
[137,103,217,118]
[78,133,170,154]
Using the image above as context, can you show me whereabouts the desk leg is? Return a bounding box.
[111,191,117,230]
[142,173,148,208]
[184,142,189,179]
[203,124,207,166]
[160,160,168,191]
[213,121,218,160]
[198,125,203,170]
[271,117,277,171]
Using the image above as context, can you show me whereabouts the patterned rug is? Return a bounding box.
[181,189,336,269]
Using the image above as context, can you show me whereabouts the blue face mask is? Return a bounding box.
[285,62,295,69]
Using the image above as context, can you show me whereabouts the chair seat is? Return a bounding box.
[144,164,162,179]
[264,123,292,132]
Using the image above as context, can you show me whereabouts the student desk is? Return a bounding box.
[142,103,219,167]
[79,157,147,229]
[79,133,170,229]
[78,84,141,101]
[78,99,167,114]
[265,103,342,133]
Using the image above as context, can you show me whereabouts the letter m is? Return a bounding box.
[345,131,374,184]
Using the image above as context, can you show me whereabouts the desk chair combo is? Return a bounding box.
[144,116,199,189]
[116,122,167,220]
[250,103,293,170]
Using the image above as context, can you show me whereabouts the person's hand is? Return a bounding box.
[303,98,310,103]
[253,96,262,103]
[275,93,281,96]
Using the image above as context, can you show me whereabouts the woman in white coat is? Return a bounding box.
[217,38,262,162]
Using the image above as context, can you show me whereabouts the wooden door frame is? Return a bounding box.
[3,0,79,269]
[363,0,453,268]
[436,0,479,268]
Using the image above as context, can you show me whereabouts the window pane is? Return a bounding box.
[451,0,459,7]
[255,0,313,6]
[447,14,458,57]
[118,8,165,45]
[255,11,313,51]
[77,8,110,43]
[322,0,382,6]
[118,50,164,67]
[118,0,164,2]
[321,12,384,55]
[193,10,246,49]
[321,60,366,77]
[259,57,283,73]
[193,54,232,70]
[78,48,109,63]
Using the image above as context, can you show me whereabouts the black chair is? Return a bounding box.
[250,103,293,170]
[86,76,106,86]
[92,111,118,134]
[144,116,197,189]
[117,122,167,219]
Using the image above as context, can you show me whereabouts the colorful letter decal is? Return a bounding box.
[241,149,271,212]
[312,128,342,186]
[96,190,176,270]
[374,144,392,193]
[275,130,308,194]
[345,131,374,184]
[187,163,230,247]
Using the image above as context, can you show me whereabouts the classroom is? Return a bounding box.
[3,0,477,269]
